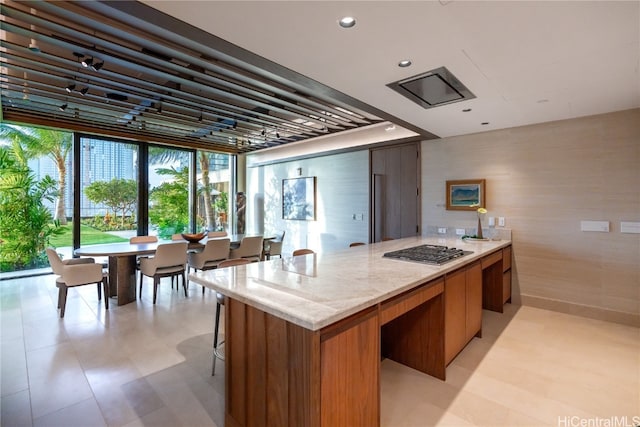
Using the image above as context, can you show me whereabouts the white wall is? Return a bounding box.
[245,150,370,255]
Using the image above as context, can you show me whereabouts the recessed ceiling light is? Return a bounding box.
[385,124,396,131]
[398,59,412,68]
[339,16,356,28]
[481,122,489,125]
[462,108,472,112]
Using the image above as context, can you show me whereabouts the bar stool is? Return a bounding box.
[211,258,252,375]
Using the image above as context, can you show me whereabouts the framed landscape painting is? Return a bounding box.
[282,177,316,220]
[446,179,485,211]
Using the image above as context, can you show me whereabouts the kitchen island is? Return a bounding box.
[189,236,511,427]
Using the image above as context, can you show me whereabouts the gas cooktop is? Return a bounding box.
[383,244,473,265]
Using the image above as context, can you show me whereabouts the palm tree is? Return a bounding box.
[148,147,219,231]
[0,124,72,225]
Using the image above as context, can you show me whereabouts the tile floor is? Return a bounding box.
[1,274,638,426]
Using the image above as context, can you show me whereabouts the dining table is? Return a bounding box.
[74,234,252,305]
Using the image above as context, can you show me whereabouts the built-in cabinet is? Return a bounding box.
[502,246,512,305]
[444,261,482,365]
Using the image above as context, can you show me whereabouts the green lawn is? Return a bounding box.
[48,224,129,247]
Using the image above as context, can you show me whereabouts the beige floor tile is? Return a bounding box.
[33,397,106,427]
[1,337,29,397]
[0,389,32,427]
[1,275,638,427]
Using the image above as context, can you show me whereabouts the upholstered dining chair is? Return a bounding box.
[46,248,109,318]
[187,238,231,294]
[129,235,158,284]
[139,242,188,304]
[207,231,228,238]
[228,235,264,262]
[211,258,252,375]
[130,235,158,244]
[262,230,285,260]
[292,248,315,256]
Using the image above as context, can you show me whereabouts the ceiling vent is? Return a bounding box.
[387,66,475,109]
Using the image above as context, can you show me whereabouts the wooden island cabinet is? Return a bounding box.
[444,261,482,365]
[190,237,512,427]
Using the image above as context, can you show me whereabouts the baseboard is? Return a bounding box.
[520,294,640,328]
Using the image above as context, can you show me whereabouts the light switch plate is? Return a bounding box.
[488,217,495,227]
[437,227,447,234]
[498,217,505,227]
[456,228,465,236]
[580,220,610,232]
[621,221,640,234]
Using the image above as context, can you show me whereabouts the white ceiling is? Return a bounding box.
[144,1,640,140]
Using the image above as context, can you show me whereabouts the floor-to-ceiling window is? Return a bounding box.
[147,146,193,239]
[0,123,237,275]
[78,136,139,246]
[196,150,231,233]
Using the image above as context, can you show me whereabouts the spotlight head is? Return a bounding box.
[59,103,68,111]
[91,61,104,71]
[79,87,89,96]
[66,84,76,93]
[276,132,280,138]
[81,57,93,68]
[28,40,40,52]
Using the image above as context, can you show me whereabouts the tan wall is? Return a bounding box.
[422,109,640,326]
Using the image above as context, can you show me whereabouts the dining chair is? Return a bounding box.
[208,231,228,238]
[130,235,158,244]
[349,242,366,247]
[171,233,184,241]
[292,248,315,256]
[139,242,188,304]
[211,258,252,375]
[46,248,109,318]
[228,235,264,262]
[187,238,231,294]
[129,235,158,285]
[262,230,285,260]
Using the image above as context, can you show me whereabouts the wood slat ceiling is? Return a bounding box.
[1,0,386,153]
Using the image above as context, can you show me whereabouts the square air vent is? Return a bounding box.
[387,66,475,109]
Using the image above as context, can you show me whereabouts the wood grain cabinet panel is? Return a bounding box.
[320,310,379,427]
[225,298,379,427]
[445,262,482,365]
[465,261,483,343]
[444,269,466,365]
[381,279,445,380]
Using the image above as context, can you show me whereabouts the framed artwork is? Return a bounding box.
[446,179,486,210]
[282,176,316,220]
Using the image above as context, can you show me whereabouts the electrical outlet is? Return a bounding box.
[456,228,465,236]
[498,217,506,227]
[438,227,447,234]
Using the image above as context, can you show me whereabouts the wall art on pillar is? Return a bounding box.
[282,177,316,220]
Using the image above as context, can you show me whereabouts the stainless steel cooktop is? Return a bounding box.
[383,244,473,265]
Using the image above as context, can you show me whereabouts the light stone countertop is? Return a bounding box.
[188,235,511,331]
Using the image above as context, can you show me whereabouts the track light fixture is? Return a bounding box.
[82,56,93,68]
[59,103,68,111]
[79,87,89,96]
[91,61,104,71]
[261,128,266,136]
[66,84,76,93]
